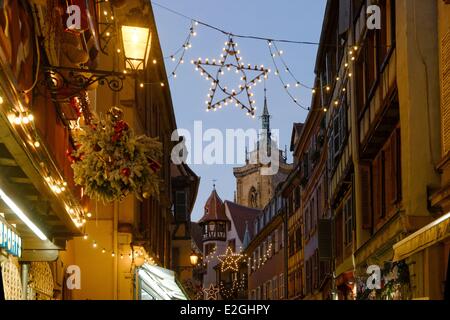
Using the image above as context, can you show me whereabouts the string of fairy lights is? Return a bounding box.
[79,210,156,265]
[150,0,365,115]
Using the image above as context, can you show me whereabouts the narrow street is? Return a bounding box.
[0,0,449,307]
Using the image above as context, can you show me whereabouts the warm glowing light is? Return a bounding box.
[0,188,47,240]
[121,25,151,70]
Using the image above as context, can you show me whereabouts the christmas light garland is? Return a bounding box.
[151,0,365,113]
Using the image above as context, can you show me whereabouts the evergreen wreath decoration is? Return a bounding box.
[70,107,162,202]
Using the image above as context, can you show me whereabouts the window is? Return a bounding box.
[288,194,294,216]
[372,127,402,228]
[306,260,311,295]
[304,205,310,237]
[303,153,309,179]
[279,274,285,299]
[266,281,272,300]
[295,227,302,252]
[262,283,266,300]
[317,185,322,218]
[295,268,303,296]
[256,287,261,300]
[289,233,295,257]
[251,290,256,300]
[313,250,319,290]
[344,195,353,246]
[335,211,343,263]
[379,0,396,65]
[294,186,301,210]
[274,230,279,253]
[280,226,284,249]
[356,31,377,114]
[310,196,316,232]
[272,277,278,300]
[174,191,187,221]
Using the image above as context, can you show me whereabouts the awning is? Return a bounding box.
[138,264,188,300]
[393,212,450,262]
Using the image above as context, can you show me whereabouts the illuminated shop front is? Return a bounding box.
[136,263,188,300]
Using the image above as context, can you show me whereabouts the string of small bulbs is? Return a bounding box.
[0,95,85,227]
[151,0,363,113]
[80,216,156,265]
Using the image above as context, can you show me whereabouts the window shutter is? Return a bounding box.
[442,30,450,154]
[372,154,382,226]
[360,164,372,229]
[393,128,402,202]
[335,212,343,261]
[384,136,394,214]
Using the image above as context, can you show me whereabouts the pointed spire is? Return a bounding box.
[261,88,271,132]
[260,88,271,155]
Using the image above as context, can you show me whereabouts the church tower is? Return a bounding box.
[233,94,292,209]
[198,185,229,290]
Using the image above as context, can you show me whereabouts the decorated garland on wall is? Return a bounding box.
[70,107,162,202]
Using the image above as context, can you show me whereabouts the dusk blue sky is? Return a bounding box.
[153,0,327,221]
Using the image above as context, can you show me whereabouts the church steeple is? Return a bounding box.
[261,89,271,133]
[260,89,272,153]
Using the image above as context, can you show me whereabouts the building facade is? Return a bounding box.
[309,0,449,300]
[199,187,260,300]
[1,0,198,300]
[245,188,286,300]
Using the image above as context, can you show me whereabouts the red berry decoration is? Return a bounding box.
[121,168,131,177]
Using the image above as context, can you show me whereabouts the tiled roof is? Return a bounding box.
[199,189,228,223]
[224,201,262,242]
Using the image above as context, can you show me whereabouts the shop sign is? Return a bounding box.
[0,218,22,258]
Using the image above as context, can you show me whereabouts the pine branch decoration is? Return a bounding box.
[70,107,162,202]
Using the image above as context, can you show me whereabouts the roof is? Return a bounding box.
[198,189,228,223]
[224,201,262,243]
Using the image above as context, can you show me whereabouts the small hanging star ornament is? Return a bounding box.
[203,283,220,300]
[193,37,269,118]
[218,247,243,272]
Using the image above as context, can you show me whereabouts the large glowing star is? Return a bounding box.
[218,247,243,272]
[193,37,268,117]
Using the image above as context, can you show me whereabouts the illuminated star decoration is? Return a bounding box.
[203,283,220,300]
[218,247,243,273]
[192,37,269,118]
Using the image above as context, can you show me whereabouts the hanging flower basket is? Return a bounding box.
[70,107,162,202]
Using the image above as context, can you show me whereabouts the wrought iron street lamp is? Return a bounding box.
[121,25,152,71]
[190,251,200,267]
[42,9,153,101]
